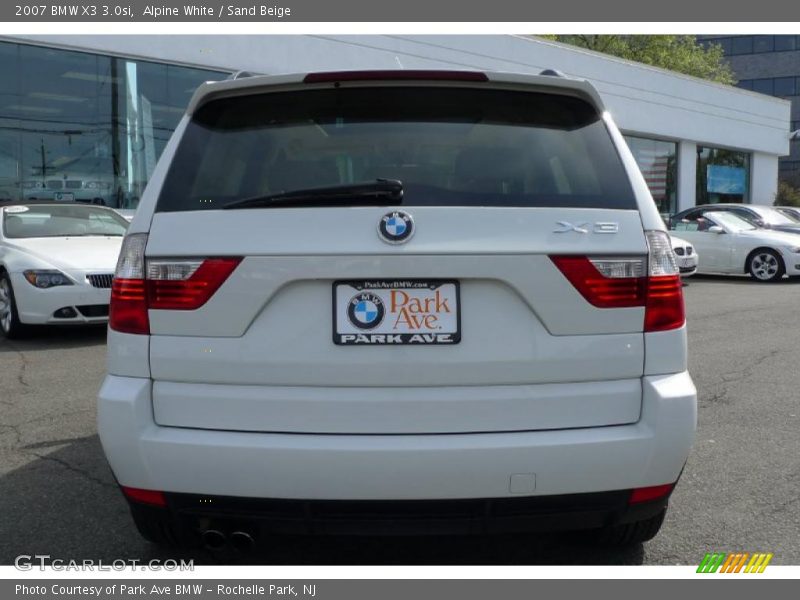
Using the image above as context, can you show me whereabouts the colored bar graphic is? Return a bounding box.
[733,553,750,573]
[697,552,727,573]
[698,551,773,573]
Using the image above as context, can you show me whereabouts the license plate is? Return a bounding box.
[333,280,460,345]
[54,192,74,202]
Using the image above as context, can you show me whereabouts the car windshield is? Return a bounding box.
[776,207,800,222]
[157,86,636,212]
[704,211,757,232]
[751,206,798,225]
[2,204,129,238]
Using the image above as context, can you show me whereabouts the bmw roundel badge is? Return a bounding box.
[347,292,385,330]
[378,210,415,244]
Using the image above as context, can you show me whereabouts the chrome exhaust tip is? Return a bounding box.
[201,529,226,550]
[229,530,255,553]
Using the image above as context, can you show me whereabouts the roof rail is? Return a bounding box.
[539,69,567,77]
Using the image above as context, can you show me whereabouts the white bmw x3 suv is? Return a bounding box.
[98,70,697,550]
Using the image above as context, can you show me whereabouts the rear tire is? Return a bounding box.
[747,249,784,282]
[0,273,28,339]
[591,509,666,546]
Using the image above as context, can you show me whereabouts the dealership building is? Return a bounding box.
[0,34,791,215]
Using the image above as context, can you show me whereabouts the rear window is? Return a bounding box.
[157,87,636,212]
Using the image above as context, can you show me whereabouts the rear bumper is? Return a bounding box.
[98,371,696,502]
[127,489,671,539]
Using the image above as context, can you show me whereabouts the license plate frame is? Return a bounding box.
[332,279,461,346]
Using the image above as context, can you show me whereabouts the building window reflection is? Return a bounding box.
[624,135,678,216]
[0,41,228,208]
[696,146,750,205]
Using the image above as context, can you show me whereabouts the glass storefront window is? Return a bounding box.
[0,41,228,208]
[774,36,797,52]
[624,135,678,216]
[774,77,797,97]
[752,79,774,95]
[696,146,750,205]
[730,36,754,55]
[753,35,774,53]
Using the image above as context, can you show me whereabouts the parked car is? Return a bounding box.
[670,210,800,281]
[670,235,698,277]
[99,70,696,550]
[22,158,116,206]
[671,203,800,234]
[774,205,800,222]
[0,201,127,337]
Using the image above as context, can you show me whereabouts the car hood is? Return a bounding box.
[669,235,691,248]
[6,236,122,271]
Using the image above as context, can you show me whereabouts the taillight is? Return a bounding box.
[109,233,242,335]
[549,256,647,308]
[110,233,149,335]
[643,230,685,332]
[550,230,685,333]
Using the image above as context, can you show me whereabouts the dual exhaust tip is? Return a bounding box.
[201,529,255,553]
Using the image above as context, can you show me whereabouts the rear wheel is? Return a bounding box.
[748,249,784,282]
[0,273,28,339]
[591,509,666,546]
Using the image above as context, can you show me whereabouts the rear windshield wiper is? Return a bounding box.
[222,179,403,210]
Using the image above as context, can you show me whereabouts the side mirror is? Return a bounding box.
[708,225,725,234]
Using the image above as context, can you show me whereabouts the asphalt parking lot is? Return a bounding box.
[1,274,799,566]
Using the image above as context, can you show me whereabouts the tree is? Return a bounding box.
[775,180,800,207]
[539,36,736,85]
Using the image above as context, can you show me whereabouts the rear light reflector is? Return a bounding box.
[550,230,685,332]
[629,483,674,504]
[109,233,242,334]
[121,486,167,507]
[303,70,489,83]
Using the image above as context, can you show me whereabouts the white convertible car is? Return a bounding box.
[0,202,127,337]
[670,210,800,282]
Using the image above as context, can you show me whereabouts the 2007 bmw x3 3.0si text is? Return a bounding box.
[98,69,697,549]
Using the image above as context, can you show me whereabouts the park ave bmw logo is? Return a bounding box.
[378,211,415,244]
[347,292,386,330]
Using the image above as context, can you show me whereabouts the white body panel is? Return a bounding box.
[99,371,695,500]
